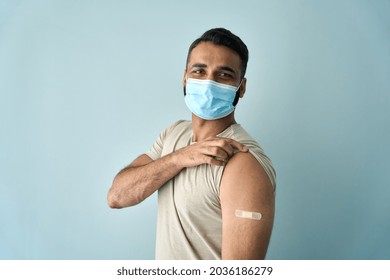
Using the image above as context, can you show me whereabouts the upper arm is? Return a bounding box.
[220,151,275,260]
[128,154,154,168]
[116,153,154,175]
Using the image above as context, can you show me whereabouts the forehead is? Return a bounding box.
[187,42,241,70]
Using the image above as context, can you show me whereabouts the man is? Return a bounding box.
[108,28,276,260]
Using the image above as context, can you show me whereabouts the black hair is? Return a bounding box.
[186,28,249,78]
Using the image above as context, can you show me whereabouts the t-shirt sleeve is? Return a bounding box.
[144,121,183,161]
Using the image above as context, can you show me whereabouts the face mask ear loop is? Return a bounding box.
[233,79,243,106]
[183,75,189,96]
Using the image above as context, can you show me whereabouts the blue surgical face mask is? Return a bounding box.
[184,78,242,120]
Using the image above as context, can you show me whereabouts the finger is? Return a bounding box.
[204,155,227,166]
[204,146,230,160]
[213,138,248,154]
[226,139,248,152]
[215,139,235,157]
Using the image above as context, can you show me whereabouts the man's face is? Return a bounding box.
[184,42,246,97]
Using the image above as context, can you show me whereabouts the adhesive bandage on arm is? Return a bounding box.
[235,209,262,220]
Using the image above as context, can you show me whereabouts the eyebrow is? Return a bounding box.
[190,63,237,74]
[218,66,236,74]
[190,63,207,69]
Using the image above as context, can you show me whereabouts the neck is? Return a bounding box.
[191,113,236,142]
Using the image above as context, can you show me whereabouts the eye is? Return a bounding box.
[220,72,231,77]
[218,72,234,79]
[191,68,206,76]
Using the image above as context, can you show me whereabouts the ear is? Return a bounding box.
[239,78,247,98]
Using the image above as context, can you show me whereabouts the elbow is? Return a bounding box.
[108,173,146,208]
[107,190,122,209]
[107,175,126,208]
[108,199,121,209]
[107,184,128,209]
[107,185,141,209]
[108,195,140,208]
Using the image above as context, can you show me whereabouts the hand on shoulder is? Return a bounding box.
[174,137,248,168]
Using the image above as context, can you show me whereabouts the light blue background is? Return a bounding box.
[1,0,389,259]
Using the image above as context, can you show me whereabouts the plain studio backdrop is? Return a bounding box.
[1,0,389,259]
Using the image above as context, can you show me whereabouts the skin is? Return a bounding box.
[107,41,274,259]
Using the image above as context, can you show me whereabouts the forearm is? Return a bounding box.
[108,153,183,208]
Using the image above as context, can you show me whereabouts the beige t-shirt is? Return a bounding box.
[145,120,276,259]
